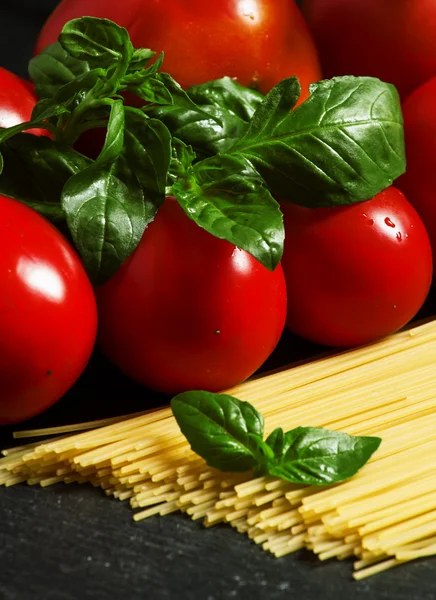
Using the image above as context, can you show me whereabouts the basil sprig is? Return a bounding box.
[0,16,406,285]
[171,391,381,485]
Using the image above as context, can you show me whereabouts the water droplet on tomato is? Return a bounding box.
[396,231,402,242]
[384,217,395,228]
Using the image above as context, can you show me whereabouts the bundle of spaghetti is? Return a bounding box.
[1,318,436,579]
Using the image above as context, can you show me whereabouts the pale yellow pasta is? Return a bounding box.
[1,319,436,579]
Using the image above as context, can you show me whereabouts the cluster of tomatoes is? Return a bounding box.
[1,0,435,425]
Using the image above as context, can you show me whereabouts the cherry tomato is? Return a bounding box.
[36,0,321,101]
[301,0,436,100]
[397,77,436,260]
[97,197,287,394]
[0,67,48,136]
[0,195,97,425]
[280,187,432,348]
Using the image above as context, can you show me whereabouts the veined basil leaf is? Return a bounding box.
[59,17,133,69]
[62,111,171,284]
[128,48,157,72]
[172,154,284,271]
[171,391,265,472]
[266,427,381,485]
[0,133,91,224]
[187,76,265,122]
[232,76,405,207]
[168,138,196,186]
[29,42,92,100]
[97,100,124,164]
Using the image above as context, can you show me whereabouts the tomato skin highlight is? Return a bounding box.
[301,0,436,100]
[0,67,49,136]
[397,77,436,262]
[97,198,287,394]
[36,0,321,100]
[280,187,432,348]
[0,196,97,425]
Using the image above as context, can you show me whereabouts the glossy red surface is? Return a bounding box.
[302,0,436,100]
[0,67,48,136]
[0,196,97,424]
[97,197,287,394]
[281,187,433,347]
[397,77,436,262]
[36,0,321,100]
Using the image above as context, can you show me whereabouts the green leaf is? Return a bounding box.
[97,100,124,164]
[62,111,171,284]
[232,76,405,207]
[265,427,286,457]
[267,427,382,485]
[29,42,92,100]
[171,391,265,472]
[187,76,265,122]
[0,133,91,225]
[128,48,157,72]
[144,76,263,157]
[168,138,196,186]
[172,154,284,271]
[128,76,174,105]
[59,17,133,69]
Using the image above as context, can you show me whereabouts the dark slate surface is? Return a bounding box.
[0,2,435,598]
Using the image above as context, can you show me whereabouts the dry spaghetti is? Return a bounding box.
[2,319,436,579]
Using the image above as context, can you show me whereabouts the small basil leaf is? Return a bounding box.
[265,427,286,457]
[172,154,284,271]
[0,133,91,224]
[127,76,174,105]
[29,42,92,100]
[31,101,70,122]
[168,137,196,185]
[59,17,133,69]
[187,76,265,122]
[267,427,382,485]
[128,48,156,72]
[171,391,264,472]
[232,76,405,207]
[97,100,124,164]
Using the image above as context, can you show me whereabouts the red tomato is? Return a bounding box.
[0,195,97,425]
[0,68,48,136]
[96,197,287,394]
[281,187,432,348]
[36,0,321,101]
[301,0,436,100]
[397,77,436,259]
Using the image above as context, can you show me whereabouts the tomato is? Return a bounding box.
[301,0,436,100]
[0,195,97,425]
[280,187,432,348]
[96,197,287,394]
[396,77,436,260]
[0,68,48,136]
[36,0,321,101]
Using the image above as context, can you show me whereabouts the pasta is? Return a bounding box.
[2,319,436,579]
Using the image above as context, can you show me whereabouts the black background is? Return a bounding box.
[0,2,435,599]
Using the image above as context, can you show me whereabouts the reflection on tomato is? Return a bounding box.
[0,67,48,136]
[36,0,321,100]
[281,187,432,347]
[97,197,287,394]
[0,195,97,425]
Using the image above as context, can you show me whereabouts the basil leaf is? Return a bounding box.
[128,48,157,72]
[97,100,124,164]
[168,138,196,186]
[187,76,265,122]
[265,427,286,457]
[59,17,133,69]
[172,154,284,271]
[62,111,171,284]
[145,77,262,156]
[232,76,405,207]
[128,77,174,105]
[0,133,91,224]
[267,427,381,485]
[29,42,92,100]
[171,391,265,472]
